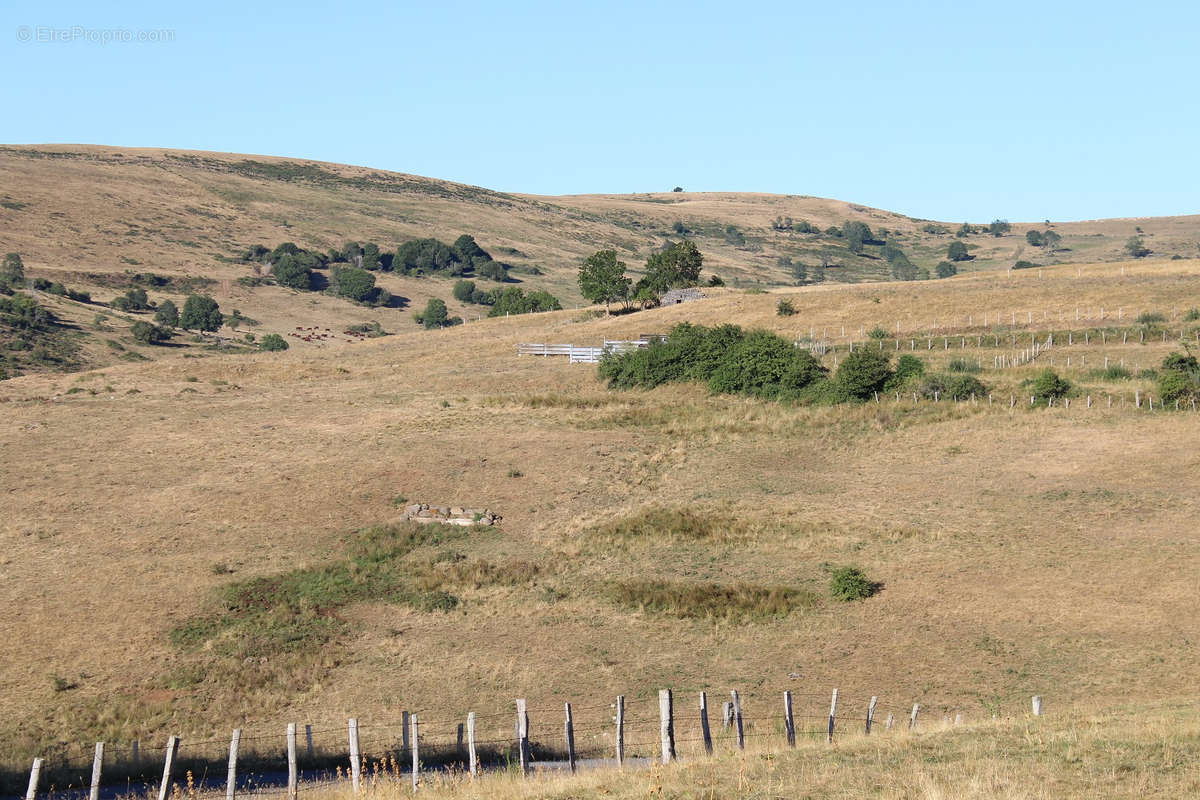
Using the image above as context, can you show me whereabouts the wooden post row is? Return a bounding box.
[867,696,878,734]
[659,689,675,764]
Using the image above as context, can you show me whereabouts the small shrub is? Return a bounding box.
[1090,365,1132,381]
[829,566,879,601]
[835,349,893,399]
[258,333,288,351]
[919,372,988,400]
[1183,307,1200,322]
[415,591,460,612]
[131,320,171,345]
[1136,311,1166,324]
[1030,369,1071,402]
[776,299,796,316]
[867,326,888,339]
[507,468,523,478]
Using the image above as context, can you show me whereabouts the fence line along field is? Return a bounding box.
[19,683,1046,800]
[2,256,1199,797]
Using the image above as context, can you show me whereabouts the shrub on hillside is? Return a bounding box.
[1158,352,1200,405]
[919,372,987,401]
[707,330,826,399]
[1,252,25,291]
[273,253,314,290]
[776,298,796,316]
[867,326,888,340]
[1136,311,1166,324]
[1184,307,1200,322]
[947,357,981,373]
[111,287,152,311]
[883,354,925,392]
[180,295,222,332]
[259,333,288,351]
[131,320,171,345]
[835,349,893,399]
[332,266,378,303]
[154,299,179,328]
[1030,369,1071,402]
[487,287,561,317]
[829,566,879,601]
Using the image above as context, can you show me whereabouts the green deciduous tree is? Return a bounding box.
[836,349,893,399]
[578,249,630,313]
[180,295,222,332]
[947,240,970,262]
[154,299,179,328]
[935,260,957,278]
[259,333,289,351]
[643,240,703,293]
[273,253,314,289]
[332,266,377,303]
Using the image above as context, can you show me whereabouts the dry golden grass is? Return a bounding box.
[3,148,1200,793]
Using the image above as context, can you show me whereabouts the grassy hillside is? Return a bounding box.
[2,256,1199,788]
[3,144,1200,380]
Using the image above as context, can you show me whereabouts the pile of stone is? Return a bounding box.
[660,287,705,305]
[402,503,501,527]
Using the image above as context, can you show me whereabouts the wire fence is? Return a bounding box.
[13,689,1043,800]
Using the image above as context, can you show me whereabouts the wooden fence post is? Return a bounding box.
[287,724,298,800]
[348,719,361,794]
[89,743,104,800]
[157,736,179,800]
[827,689,838,743]
[659,689,675,764]
[25,758,42,800]
[226,729,240,800]
[866,697,878,734]
[615,695,625,766]
[885,714,894,731]
[564,703,577,774]
[1032,696,1043,716]
[783,691,795,747]
[467,713,478,777]
[516,699,530,776]
[305,725,313,761]
[699,692,713,755]
[411,713,420,792]
[731,690,744,750]
[909,704,920,730]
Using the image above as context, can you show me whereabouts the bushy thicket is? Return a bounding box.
[1158,352,1200,405]
[486,287,561,317]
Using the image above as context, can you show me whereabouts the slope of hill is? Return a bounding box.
[2,255,1199,789]
[3,144,1200,380]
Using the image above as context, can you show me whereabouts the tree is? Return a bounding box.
[361,243,382,271]
[673,186,683,192]
[836,349,893,399]
[180,295,222,332]
[1125,236,1150,258]
[420,298,449,329]
[332,266,377,303]
[1025,230,1045,247]
[578,249,630,313]
[989,219,1011,236]
[644,240,703,293]
[131,320,170,345]
[395,239,463,276]
[947,240,970,262]
[1,252,24,289]
[273,253,313,289]
[154,299,179,328]
[1042,230,1062,251]
[843,220,874,254]
[259,333,289,351]
[453,279,477,303]
[936,261,957,279]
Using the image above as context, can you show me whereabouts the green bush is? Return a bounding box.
[130,320,171,345]
[259,333,288,351]
[0,252,25,290]
[776,298,796,316]
[1030,369,1071,402]
[1090,365,1132,380]
[487,287,561,317]
[883,354,925,392]
[272,253,314,290]
[180,295,222,332]
[1158,352,1200,405]
[332,266,377,303]
[835,349,893,399]
[947,240,970,261]
[708,330,826,399]
[935,260,957,278]
[867,326,888,340]
[1184,307,1200,322]
[452,279,476,302]
[919,372,987,400]
[154,299,179,328]
[1136,311,1166,324]
[829,566,879,601]
[111,287,151,311]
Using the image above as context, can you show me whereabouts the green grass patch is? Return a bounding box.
[608,579,817,621]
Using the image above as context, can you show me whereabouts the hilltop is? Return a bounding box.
[3,144,1200,379]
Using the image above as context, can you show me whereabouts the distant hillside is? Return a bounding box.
[2,144,1198,377]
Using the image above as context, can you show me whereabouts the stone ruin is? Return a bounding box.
[402,503,501,527]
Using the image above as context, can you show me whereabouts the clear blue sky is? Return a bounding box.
[3,0,1197,222]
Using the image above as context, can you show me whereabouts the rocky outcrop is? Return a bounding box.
[402,503,501,526]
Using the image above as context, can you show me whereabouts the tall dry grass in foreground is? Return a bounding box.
[208,702,1199,800]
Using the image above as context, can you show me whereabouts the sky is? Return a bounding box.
[2,0,1198,222]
